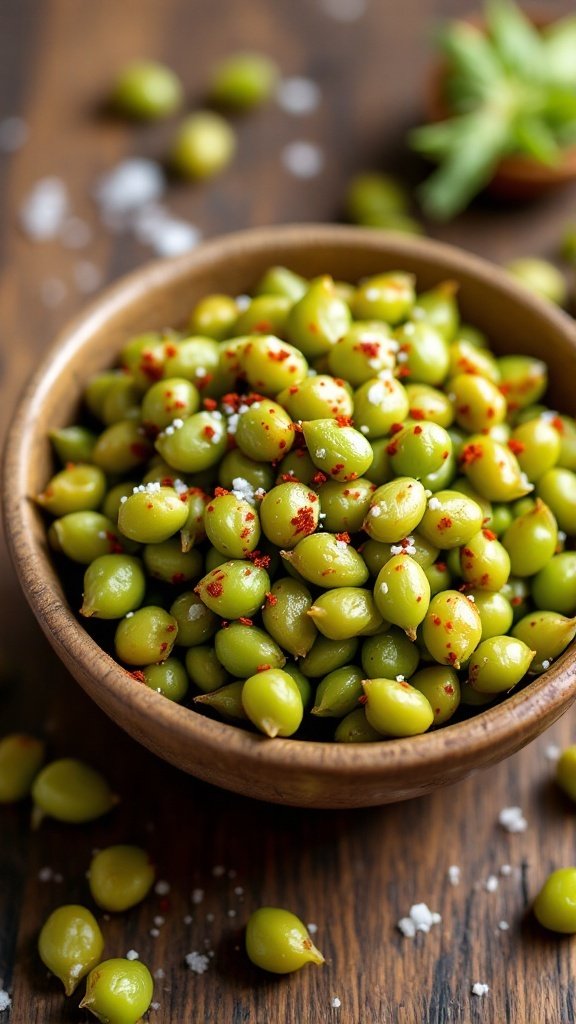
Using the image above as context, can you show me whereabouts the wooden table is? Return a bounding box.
[1,2,576,1021]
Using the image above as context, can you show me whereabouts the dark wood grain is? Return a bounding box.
[1,1,576,1022]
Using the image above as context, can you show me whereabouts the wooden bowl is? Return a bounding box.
[4,224,576,808]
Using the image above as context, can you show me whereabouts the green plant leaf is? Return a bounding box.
[416,108,510,220]
[513,115,561,166]
[486,0,545,79]
[543,86,576,127]
[409,118,467,159]
[440,21,504,105]
[542,16,576,87]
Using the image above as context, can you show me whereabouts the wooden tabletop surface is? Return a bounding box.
[2,2,576,1022]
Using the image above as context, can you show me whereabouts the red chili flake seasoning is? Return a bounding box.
[265,592,278,606]
[396,366,411,378]
[411,407,425,420]
[357,340,381,358]
[332,463,345,474]
[482,529,497,541]
[268,347,291,362]
[240,527,250,539]
[279,440,287,449]
[413,425,423,435]
[335,532,351,544]
[203,424,216,440]
[196,373,213,391]
[280,472,298,482]
[389,422,404,435]
[321,568,336,576]
[291,506,316,535]
[307,492,318,503]
[480,572,490,586]
[245,511,256,521]
[164,343,178,357]
[335,415,353,427]
[171,573,186,584]
[437,516,453,531]
[457,404,470,416]
[161,477,175,487]
[507,439,526,455]
[460,443,484,466]
[358,694,368,705]
[130,670,146,683]
[257,663,272,672]
[105,531,123,555]
[159,642,168,653]
[551,416,564,433]
[147,502,154,509]
[214,486,230,497]
[386,439,399,456]
[444,684,455,695]
[435,562,447,572]
[333,378,345,387]
[246,551,271,569]
[447,652,458,665]
[432,615,442,626]
[239,617,253,626]
[312,471,327,484]
[206,581,224,598]
[203,397,218,411]
[445,620,454,632]
[511,596,523,606]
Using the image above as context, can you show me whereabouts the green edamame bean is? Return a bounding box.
[215,622,285,677]
[361,627,419,680]
[242,668,304,737]
[410,666,460,725]
[194,680,248,720]
[218,450,275,492]
[171,112,236,179]
[209,52,278,110]
[143,540,202,585]
[459,435,532,502]
[50,426,97,465]
[118,485,189,543]
[362,677,434,736]
[468,635,535,693]
[39,905,104,995]
[534,869,576,933]
[498,354,547,410]
[245,907,324,974]
[37,464,107,516]
[80,957,154,1024]
[532,553,576,615]
[112,60,183,119]
[141,378,200,432]
[334,706,382,742]
[315,478,375,533]
[81,554,146,619]
[309,587,384,640]
[394,321,450,386]
[185,645,229,692]
[169,591,218,647]
[114,606,178,665]
[195,560,270,618]
[299,635,359,678]
[536,468,576,534]
[374,554,430,639]
[328,321,395,386]
[259,482,319,548]
[351,271,415,325]
[278,375,353,422]
[460,529,511,591]
[143,659,189,702]
[155,412,228,473]
[92,421,153,475]
[49,511,125,564]
[555,746,576,802]
[282,533,368,588]
[468,590,514,640]
[287,276,351,358]
[418,489,484,549]
[311,665,364,717]
[388,421,453,480]
[303,418,373,481]
[422,590,482,668]
[235,400,294,462]
[412,280,459,342]
[89,845,155,911]
[0,734,45,803]
[363,477,427,543]
[502,499,558,576]
[234,298,292,339]
[511,611,576,673]
[509,418,561,482]
[204,491,261,558]
[352,376,409,439]
[32,759,118,826]
[262,577,317,656]
[506,258,567,307]
[450,373,507,433]
[255,265,307,302]
[239,335,308,395]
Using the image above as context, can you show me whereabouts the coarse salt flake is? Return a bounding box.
[281,141,324,179]
[0,990,12,1012]
[500,864,513,876]
[320,0,367,21]
[276,77,321,116]
[398,902,441,937]
[484,875,499,893]
[192,888,204,904]
[307,922,318,934]
[498,920,510,931]
[545,743,560,762]
[315,448,326,459]
[212,865,226,877]
[185,951,210,975]
[331,997,342,1008]
[428,497,441,511]
[94,159,165,217]
[126,949,139,960]
[20,177,68,240]
[471,983,490,997]
[448,865,461,886]
[498,806,527,833]
[154,880,171,896]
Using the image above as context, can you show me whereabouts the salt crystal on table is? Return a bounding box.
[74,261,102,294]
[498,806,527,833]
[94,159,165,219]
[0,116,28,152]
[21,177,68,240]
[282,141,324,179]
[0,989,12,1011]
[185,951,210,975]
[471,982,490,997]
[319,0,367,22]
[276,77,321,116]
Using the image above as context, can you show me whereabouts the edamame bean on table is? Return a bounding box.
[39,265,576,743]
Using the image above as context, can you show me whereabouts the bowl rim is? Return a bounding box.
[4,222,576,781]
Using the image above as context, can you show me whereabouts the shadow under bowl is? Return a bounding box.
[4,224,576,808]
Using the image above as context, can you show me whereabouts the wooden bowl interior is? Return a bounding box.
[5,225,576,808]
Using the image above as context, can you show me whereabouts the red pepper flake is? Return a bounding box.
[307,492,318,502]
[321,568,336,576]
[411,407,425,420]
[335,532,350,543]
[166,624,177,633]
[291,506,316,535]
[245,511,256,521]
[268,347,291,362]
[435,562,447,572]
[396,366,411,378]
[130,670,146,683]
[413,425,423,435]
[288,385,300,395]
[105,531,123,555]
[331,463,345,474]
[161,477,175,487]
[432,615,442,626]
[447,651,458,665]
[159,642,168,653]
[444,684,455,695]
[460,443,484,466]
[257,664,272,672]
[171,573,186,584]
[356,340,380,358]
[240,527,250,539]
[164,343,178,357]
[206,581,223,598]
[482,529,497,541]
[147,502,154,509]
[508,439,526,455]
[445,620,454,632]
[358,694,368,705]
[437,516,453,531]
[196,373,213,391]
[386,439,399,456]
[279,440,287,449]
[333,377,345,387]
[265,592,278,606]
[335,415,353,427]
[551,416,564,433]
[239,617,253,626]
[312,471,327,484]
[511,596,523,606]
[457,404,470,416]
[462,547,474,558]
[214,486,230,497]
[246,551,271,569]
[280,472,298,482]
[389,422,404,435]
[203,397,218,411]
[480,572,490,586]
[203,424,216,440]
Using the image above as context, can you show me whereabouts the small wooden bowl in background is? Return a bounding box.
[4,224,576,808]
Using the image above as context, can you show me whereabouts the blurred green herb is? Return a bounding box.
[410,0,576,220]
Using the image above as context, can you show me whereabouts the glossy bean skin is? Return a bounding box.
[88,845,155,911]
[410,666,460,725]
[38,905,104,995]
[195,561,270,618]
[32,759,118,825]
[185,646,229,692]
[287,276,351,358]
[215,622,286,677]
[373,554,430,639]
[422,590,482,669]
[511,611,576,673]
[309,587,384,640]
[80,958,154,1024]
[534,870,576,934]
[143,659,189,702]
[334,707,382,742]
[362,678,434,737]
[502,499,558,577]
[468,636,535,693]
[361,628,419,680]
[0,734,45,803]
[363,477,427,544]
[262,578,317,656]
[311,665,364,717]
[37,464,107,516]
[259,483,319,549]
[242,669,304,737]
[114,607,178,665]
[245,907,324,974]
[532,553,576,615]
[282,533,369,588]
